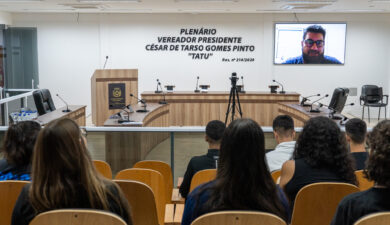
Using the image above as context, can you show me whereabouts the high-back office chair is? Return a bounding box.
[360,85,388,122]
[29,209,127,225]
[191,211,287,225]
[290,182,360,225]
[33,89,56,116]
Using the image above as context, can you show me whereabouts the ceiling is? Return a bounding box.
[0,0,389,14]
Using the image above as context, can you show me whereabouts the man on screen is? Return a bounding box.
[283,25,342,64]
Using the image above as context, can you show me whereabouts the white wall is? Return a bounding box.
[0,11,12,25]
[11,13,390,119]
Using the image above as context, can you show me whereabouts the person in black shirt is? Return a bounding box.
[179,120,226,199]
[0,121,41,181]
[11,118,132,225]
[345,118,368,170]
[331,120,390,225]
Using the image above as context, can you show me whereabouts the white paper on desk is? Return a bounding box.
[121,121,143,125]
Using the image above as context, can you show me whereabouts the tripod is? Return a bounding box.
[225,73,243,124]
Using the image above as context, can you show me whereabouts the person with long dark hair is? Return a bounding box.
[11,118,132,225]
[181,118,289,225]
[331,120,390,225]
[0,121,41,181]
[279,116,357,206]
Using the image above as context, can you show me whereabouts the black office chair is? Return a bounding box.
[33,89,56,116]
[360,85,388,122]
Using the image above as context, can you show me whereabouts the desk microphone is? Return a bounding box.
[130,93,148,113]
[301,94,320,106]
[194,76,200,93]
[309,94,329,113]
[117,104,134,123]
[155,79,162,93]
[56,94,71,112]
[272,79,285,94]
[158,80,167,105]
[103,56,109,69]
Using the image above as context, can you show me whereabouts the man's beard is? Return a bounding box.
[302,50,324,63]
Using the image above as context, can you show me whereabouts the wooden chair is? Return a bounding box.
[355,170,374,191]
[114,180,160,225]
[290,182,360,225]
[191,211,287,225]
[115,168,166,225]
[29,209,126,225]
[93,160,112,179]
[189,169,217,192]
[354,212,390,225]
[0,180,30,225]
[271,170,281,183]
[133,160,173,203]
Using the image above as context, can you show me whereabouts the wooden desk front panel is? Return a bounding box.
[36,105,86,126]
[142,92,300,126]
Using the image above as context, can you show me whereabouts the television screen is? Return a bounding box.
[274,23,346,65]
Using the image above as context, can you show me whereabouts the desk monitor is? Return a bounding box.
[328,88,349,113]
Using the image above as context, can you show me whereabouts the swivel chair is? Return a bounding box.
[33,89,56,116]
[360,85,388,122]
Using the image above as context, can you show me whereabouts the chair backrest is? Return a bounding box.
[133,160,173,204]
[114,180,159,225]
[29,209,127,225]
[33,89,56,116]
[93,160,113,179]
[355,170,374,191]
[290,182,360,225]
[361,85,382,103]
[271,170,281,183]
[354,212,390,225]
[189,169,217,192]
[0,181,30,225]
[191,210,287,225]
[115,168,165,225]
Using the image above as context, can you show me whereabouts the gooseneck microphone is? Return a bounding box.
[56,94,71,112]
[130,93,148,113]
[155,79,162,93]
[272,79,285,94]
[194,76,200,93]
[103,56,109,69]
[117,104,134,124]
[309,94,329,113]
[301,93,321,106]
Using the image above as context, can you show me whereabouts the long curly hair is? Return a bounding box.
[199,118,287,221]
[365,120,390,186]
[293,116,357,185]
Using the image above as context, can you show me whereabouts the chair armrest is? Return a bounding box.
[171,188,185,204]
[173,204,185,225]
[360,96,366,106]
[164,204,175,225]
[383,95,389,105]
[177,177,183,188]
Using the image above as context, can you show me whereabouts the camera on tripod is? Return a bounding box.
[229,72,239,87]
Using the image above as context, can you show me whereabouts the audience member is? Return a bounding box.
[266,115,296,172]
[181,119,289,225]
[11,118,132,225]
[179,120,226,199]
[0,121,41,181]
[345,118,368,170]
[279,116,357,207]
[331,120,390,225]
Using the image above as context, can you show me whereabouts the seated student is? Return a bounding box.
[279,116,357,206]
[181,119,289,225]
[266,115,296,172]
[11,118,132,225]
[345,118,368,170]
[179,120,226,199]
[331,120,390,225]
[0,121,41,181]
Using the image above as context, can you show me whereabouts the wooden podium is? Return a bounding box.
[91,69,138,126]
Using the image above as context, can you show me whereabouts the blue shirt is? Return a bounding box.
[283,55,342,64]
[0,159,31,181]
[181,181,290,225]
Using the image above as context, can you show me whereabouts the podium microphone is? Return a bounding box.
[309,94,329,113]
[301,94,320,106]
[155,79,162,93]
[103,56,109,69]
[272,79,285,94]
[56,94,71,113]
[130,93,148,113]
[158,80,167,104]
[194,76,200,93]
